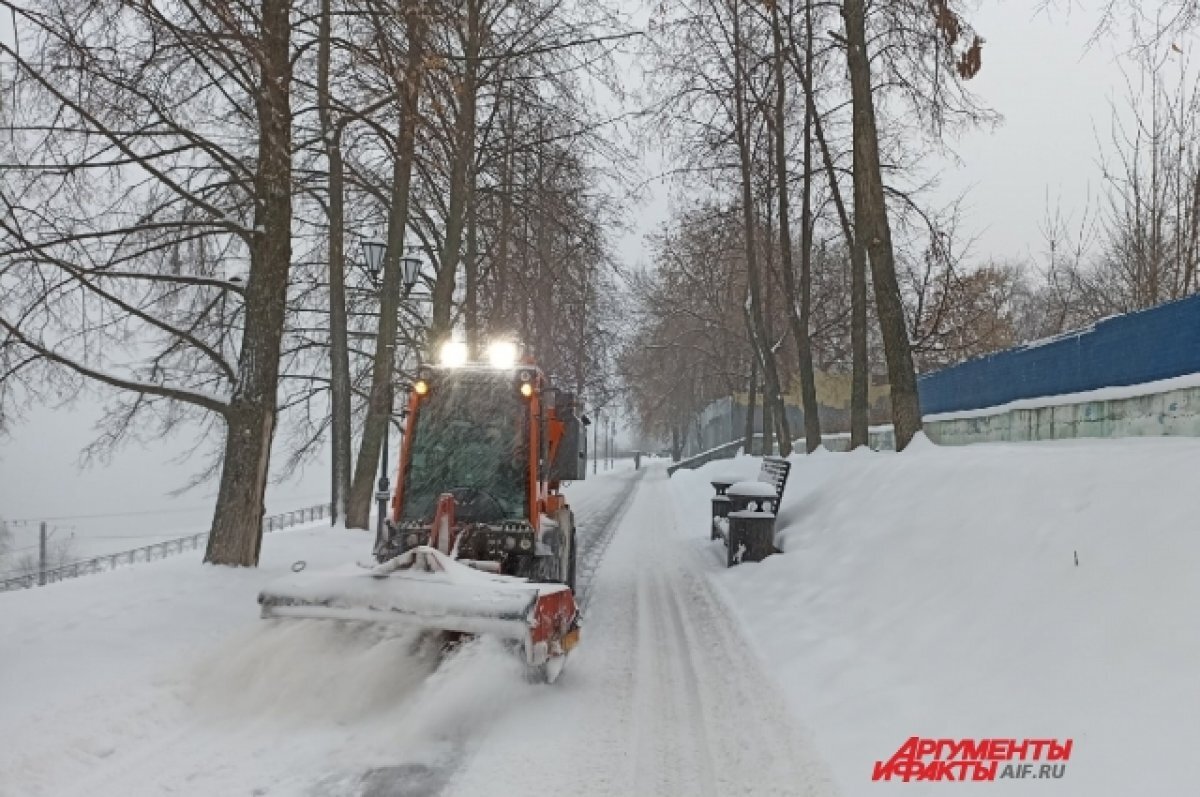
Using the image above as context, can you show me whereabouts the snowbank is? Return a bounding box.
[670,437,1200,796]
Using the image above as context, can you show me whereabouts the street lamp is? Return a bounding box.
[359,238,424,543]
[593,408,601,475]
[400,255,422,292]
[361,238,386,279]
[359,238,422,292]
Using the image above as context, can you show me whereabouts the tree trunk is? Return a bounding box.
[849,212,870,447]
[205,0,292,566]
[771,4,821,454]
[787,17,869,447]
[761,391,774,455]
[743,358,757,454]
[843,0,922,450]
[761,174,793,455]
[346,2,425,529]
[732,0,788,460]
[489,91,515,335]
[429,0,481,349]
[318,0,352,524]
[534,156,553,363]
[464,174,480,357]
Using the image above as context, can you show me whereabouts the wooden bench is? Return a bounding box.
[710,456,791,566]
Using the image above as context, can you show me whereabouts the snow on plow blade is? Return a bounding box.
[257,547,578,665]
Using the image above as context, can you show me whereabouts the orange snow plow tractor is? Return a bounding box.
[258,345,588,682]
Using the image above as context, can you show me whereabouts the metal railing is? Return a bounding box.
[667,436,766,476]
[0,503,331,594]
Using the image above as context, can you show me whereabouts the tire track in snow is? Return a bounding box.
[446,466,839,797]
[342,466,648,797]
[572,467,647,612]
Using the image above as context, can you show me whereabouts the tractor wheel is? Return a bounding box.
[557,509,577,593]
[524,654,567,685]
[565,524,577,593]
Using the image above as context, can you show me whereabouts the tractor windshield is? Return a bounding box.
[401,368,529,523]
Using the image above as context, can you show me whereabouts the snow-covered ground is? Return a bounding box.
[670,435,1200,795]
[8,458,827,797]
[5,440,1192,796]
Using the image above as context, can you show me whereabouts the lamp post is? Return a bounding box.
[360,239,423,541]
[606,416,613,470]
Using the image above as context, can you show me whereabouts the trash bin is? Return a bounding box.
[710,478,736,541]
[725,482,778,567]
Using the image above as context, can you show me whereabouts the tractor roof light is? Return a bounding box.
[487,340,518,368]
[439,340,468,368]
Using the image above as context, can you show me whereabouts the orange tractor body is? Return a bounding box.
[259,358,588,681]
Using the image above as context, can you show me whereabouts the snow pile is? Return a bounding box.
[671,436,1200,796]
[0,519,534,797]
[0,465,642,797]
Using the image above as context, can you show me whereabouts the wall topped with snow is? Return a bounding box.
[918,293,1200,415]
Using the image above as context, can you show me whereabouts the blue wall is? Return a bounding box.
[917,293,1200,415]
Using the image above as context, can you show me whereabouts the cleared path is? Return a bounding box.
[444,466,836,797]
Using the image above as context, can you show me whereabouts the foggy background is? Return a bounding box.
[0,1,1156,549]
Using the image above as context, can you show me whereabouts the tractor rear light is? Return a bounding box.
[519,538,533,551]
[405,533,419,547]
[504,535,517,551]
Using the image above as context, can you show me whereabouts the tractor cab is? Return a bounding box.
[258,343,587,683]
[375,348,587,588]
[399,366,531,526]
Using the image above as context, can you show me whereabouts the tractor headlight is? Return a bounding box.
[504,535,517,551]
[519,537,533,551]
[488,340,518,368]
[439,340,468,367]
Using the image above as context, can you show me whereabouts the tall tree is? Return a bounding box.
[842,0,923,451]
[0,0,297,566]
[345,0,427,530]
[316,0,353,524]
[769,0,820,452]
[731,0,792,456]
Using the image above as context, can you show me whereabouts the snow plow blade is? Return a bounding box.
[257,547,579,667]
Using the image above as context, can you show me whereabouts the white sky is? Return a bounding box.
[0,0,1181,531]
[926,1,1139,264]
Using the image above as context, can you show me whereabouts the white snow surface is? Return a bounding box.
[13,438,1193,796]
[1,459,836,796]
[670,436,1200,795]
[728,479,779,497]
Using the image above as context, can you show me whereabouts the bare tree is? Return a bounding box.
[768,0,820,452]
[0,0,296,566]
[344,0,427,531]
[316,0,353,524]
[839,0,987,450]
